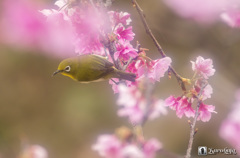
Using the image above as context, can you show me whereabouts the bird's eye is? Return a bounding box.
[65,65,71,72]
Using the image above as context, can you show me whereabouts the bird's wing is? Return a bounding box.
[88,55,115,78]
[88,54,114,69]
[76,54,114,81]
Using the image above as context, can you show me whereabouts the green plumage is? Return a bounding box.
[54,54,136,82]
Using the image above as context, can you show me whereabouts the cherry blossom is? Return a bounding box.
[115,26,135,41]
[54,0,69,9]
[68,6,105,55]
[92,135,122,158]
[149,57,172,82]
[2,0,219,157]
[109,11,132,26]
[117,84,167,124]
[149,100,168,120]
[194,82,213,100]
[198,103,217,122]
[221,11,240,28]
[162,0,240,24]
[176,98,195,118]
[165,84,216,121]
[121,145,144,158]
[92,134,162,158]
[219,90,240,152]
[143,138,162,158]
[0,0,75,58]
[165,96,195,119]
[127,55,172,83]
[114,40,138,61]
[191,56,215,79]
[165,95,182,110]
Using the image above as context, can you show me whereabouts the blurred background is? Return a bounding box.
[0,0,240,158]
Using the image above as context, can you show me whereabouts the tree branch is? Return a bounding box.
[131,0,186,91]
[185,82,208,158]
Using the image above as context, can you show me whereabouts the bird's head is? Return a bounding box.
[52,58,76,80]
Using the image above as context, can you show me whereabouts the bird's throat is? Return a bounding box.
[61,72,76,81]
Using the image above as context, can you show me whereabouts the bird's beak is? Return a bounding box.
[52,70,63,77]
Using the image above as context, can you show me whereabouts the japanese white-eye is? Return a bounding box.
[53,54,136,82]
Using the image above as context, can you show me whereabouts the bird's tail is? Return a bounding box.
[114,70,136,82]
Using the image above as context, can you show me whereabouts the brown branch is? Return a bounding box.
[185,82,208,158]
[131,0,186,91]
[131,0,166,57]
[107,40,120,69]
[123,57,134,70]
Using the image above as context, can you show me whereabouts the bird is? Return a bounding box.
[52,54,136,83]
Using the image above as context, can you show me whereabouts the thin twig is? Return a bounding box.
[185,82,208,158]
[141,76,154,126]
[123,57,134,70]
[122,41,141,70]
[131,0,165,57]
[133,124,145,145]
[108,40,121,69]
[131,0,186,91]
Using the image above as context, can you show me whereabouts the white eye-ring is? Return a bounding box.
[65,65,71,72]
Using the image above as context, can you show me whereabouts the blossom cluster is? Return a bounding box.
[1,0,219,157]
[162,0,240,27]
[40,0,173,85]
[0,0,76,58]
[92,131,161,158]
[117,84,167,125]
[40,1,217,157]
[165,56,217,122]
[219,90,240,154]
[1,0,173,87]
[40,1,172,158]
[41,0,107,56]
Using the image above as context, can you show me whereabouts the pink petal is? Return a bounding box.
[92,135,121,158]
[143,139,162,158]
[191,56,215,79]
[221,11,240,28]
[149,99,168,120]
[198,103,217,122]
[151,57,172,82]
